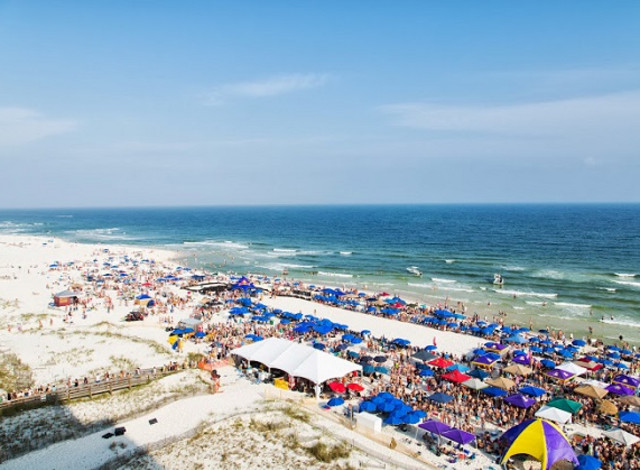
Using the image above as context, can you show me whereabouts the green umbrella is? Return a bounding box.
[547,397,583,414]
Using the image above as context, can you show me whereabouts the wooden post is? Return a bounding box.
[89,385,92,398]
[128,376,132,390]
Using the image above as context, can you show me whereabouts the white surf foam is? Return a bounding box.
[339,251,353,256]
[615,273,637,278]
[317,271,354,278]
[614,280,640,288]
[494,289,558,299]
[554,302,591,309]
[444,259,455,264]
[432,278,457,284]
[502,265,525,272]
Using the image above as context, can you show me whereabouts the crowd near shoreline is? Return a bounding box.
[1,235,639,469]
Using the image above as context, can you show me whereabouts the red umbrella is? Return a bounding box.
[441,370,472,384]
[328,381,346,393]
[347,383,364,392]
[428,357,454,369]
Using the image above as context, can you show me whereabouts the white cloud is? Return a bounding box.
[0,107,77,147]
[380,91,640,136]
[205,73,330,105]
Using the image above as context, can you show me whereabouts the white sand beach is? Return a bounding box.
[0,234,636,470]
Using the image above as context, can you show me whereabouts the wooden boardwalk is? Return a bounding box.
[0,368,177,413]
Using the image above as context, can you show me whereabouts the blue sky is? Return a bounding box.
[1,1,639,207]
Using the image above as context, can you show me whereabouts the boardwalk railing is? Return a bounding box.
[0,368,178,412]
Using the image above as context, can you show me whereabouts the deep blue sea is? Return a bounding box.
[1,204,639,342]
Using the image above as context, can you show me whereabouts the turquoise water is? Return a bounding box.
[1,204,638,341]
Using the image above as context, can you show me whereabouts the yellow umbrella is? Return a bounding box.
[574,384,608,400]
[598,400,618,416]
[486,376,516,390]
[168,334,178,345]
[503,364,533,376]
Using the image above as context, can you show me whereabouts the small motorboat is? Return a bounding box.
[493,273,504,286]
[407,266,423,277]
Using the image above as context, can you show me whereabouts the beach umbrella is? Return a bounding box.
[402,413,421,425]
[328,381,346,394]
[441,428,476,445]
[503,364,533,376]
[513,355,535,366]
[383,415,405,426]
[519,385,547,398]
[572,339,587,347]
[606,383,634,396]
[619,395,640,407]
[374,366,389,375]
[359,401,377,413]
[619,411,640,425]
[419,368,434,377]
[598,400,619,416]
[442,369,472,384]
[557,362,587,376]
[362,365,375,375]
[535,405,572,424]
[547,398,582,415]
[576,454,602,470]
[574,384,609,400]
[613,374,640,389]
[347,383,364,392]
[540,359,556,368]
[428,357,454,368]
[602,428,640,446]
[194,331,206,338]
[373,355,387,363]
[377,392,394,400]
[418,419,452,435]
[412,350,437,362]
[412,410,427,420]
[468,369,490,379]
[313,343,326,351]
[500,418,578,470]
[327,397,344,407]
[482,386,508,397]
[427,392,454,404]
[545,369,575,382]
[462,378,488,391]
[504,394,536,408]
[486,377,516,390]
[447,363,471,373]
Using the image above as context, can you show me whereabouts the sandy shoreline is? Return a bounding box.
[0,233,637,470]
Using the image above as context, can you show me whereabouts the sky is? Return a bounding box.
[0,1,639,208]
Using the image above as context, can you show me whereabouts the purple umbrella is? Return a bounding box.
[418,419,452,435]
[546,368,575,381]
[504,394,536,408]
[513,355,535,366]
[613,375,640,389]
[606,383,635,396]
[440,428,476,445]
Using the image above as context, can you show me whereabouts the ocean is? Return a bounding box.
[1,204,639,343]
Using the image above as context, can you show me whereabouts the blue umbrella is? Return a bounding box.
[363,365,375,374]
[403,413,421,424]
[359,401,377,413]
[377,401,396,412]
[468,369,490,379]
[519,385,547,397]
[375,366,389,375]
[427,392,453,404]
[481,387,508,397]
[194,331,206,338]
[576,454,602,470]
[619,411,640,424]
[419,369,434,377]
[327,397,345,407]
[383,415,405,426]
[377,392,394,400]
[541,359,556,368]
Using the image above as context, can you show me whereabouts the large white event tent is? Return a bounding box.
[231,337,362,384]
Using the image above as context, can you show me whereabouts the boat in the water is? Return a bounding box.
[407,266,423,277]
[493,273,504,286]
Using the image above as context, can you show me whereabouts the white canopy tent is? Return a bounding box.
[232,338,362,384]
[534,405,572,424]
[557,362,587,377]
